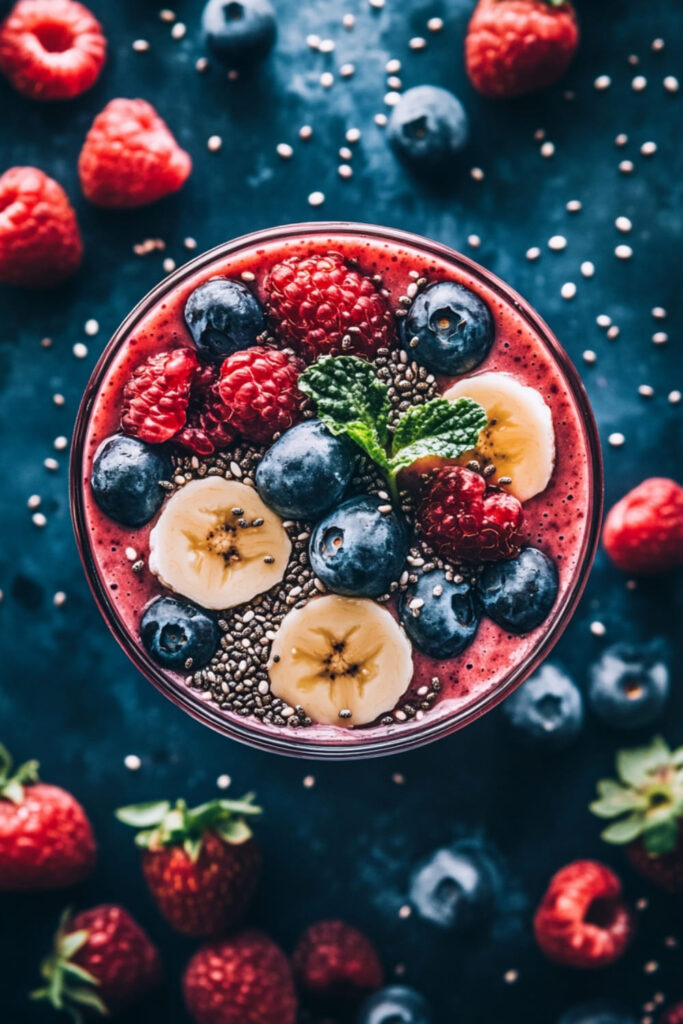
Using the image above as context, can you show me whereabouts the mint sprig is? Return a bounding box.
[389,397,488,474]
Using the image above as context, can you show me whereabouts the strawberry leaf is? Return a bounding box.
[643,819,678,855]
[616,736,671,787]
[601,813,647,845]
[115,800,171,828]
[57,930,90,961]
[590,779,645,818]
[66,985,108,1016]
[215,817,252,845]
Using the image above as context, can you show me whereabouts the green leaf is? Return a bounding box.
[389,397,487,474]
[590,779,646,819]
[643,819,679,855]
[133,828,157,850]
[57,930,90,961]
[115,800,171,828]
[601,813,647,845]
[61,962,99,987]
[217,795,262,816]
[0,744,12,782]
[215,818,253,845]
[66,985,108,1016]
[616,736,671,788]
[1,778,26,805]
[183,836,203,862]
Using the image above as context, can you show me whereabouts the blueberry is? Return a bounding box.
[141,596,219,670]
[477,547,558,634]
[399,280,494,377]
[588,642,670,730]
[91,434,172,527]
[558,1003,637,1024]
[202,0,276,66]
[309,495,409,598]
[409,844,496,932]
[356,986,433,1024]
[503,664,584,749]
[387,85,468,168]
[399,569,479,659]
[184,278,265,362]
[255,420,356,520]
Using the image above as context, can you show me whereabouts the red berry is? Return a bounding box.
[626,827,683,894]
[183,931,297,1024]
[265,253,396,361]
[292,920,383,1004]
[0,166,82,288]
[218,345,303,443]
[534,860,635,969]
[0,0,105,101]
[418,465,524,562]
[662,1005,683,1024]
[603,477,683,575]
[465,0,579,99]
[174,363,237,456]
[78,98,192,209]
[121,347,198,444]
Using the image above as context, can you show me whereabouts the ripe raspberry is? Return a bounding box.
[418,466,524,563]
[292,920,383,1004]
[78,98,192,209]
[0,167,82,287]
[265,253,396,361]
[174,364,236,456]
[534,860,635,969]
[465,0,579,99]
[122,348,198,444]
[603,477,683,575]
[0,0,106,101]
[218,346,303,443]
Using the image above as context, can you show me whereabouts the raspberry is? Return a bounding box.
[418,466,524,563]
[0,166,82,287]
[465,0,579,100]
[122,348,198,444]
[533,860,635,969]
[292,920,383,1004]
[0,0,105,101]
[265,253,396,362]
[174,364,236,456]
[603,477,683,575]
[78,98,192,209]
[218,346,303,443]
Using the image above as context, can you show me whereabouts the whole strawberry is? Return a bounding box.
[292,920,383,1006]
[465,0,579,99]
[116,793,262,937]
[183,930,297,1024]
[0,744,95,891]
[32,905,162,1018]
[603,478,683,575]
[590,736,683,893]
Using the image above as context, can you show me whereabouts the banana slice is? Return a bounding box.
[443,372,555,502]
[268,595,413,727]
[148,478,291,610]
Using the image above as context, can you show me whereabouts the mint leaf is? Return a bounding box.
[389,397,487,474]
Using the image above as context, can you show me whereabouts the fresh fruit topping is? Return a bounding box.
[418,466,524,563]
[357,986,433,1024]
[148,478,291,610]
[309,495,408,598]
[32,905,162,1018]
[255,419,356,520]
[465,0,579,100]
[502,664,584,748]
[183,930,297,1024]
[477,546,559,632]
[399,569,480,659]
[0,0,106,101]
[0,744,96,891]
[116,793,261,937]
[174,363,236,456]
[265,253,395,362]
[558,1003,637,1024]
[268,595,413,726]
[400,281,493,377]
[603,478,683,575]
[0,166,82,287]
[121,347,198,444]
[202,0,277,66]
[533,860,635,969]
[588,643,670,731]
[590,736,683,892]
[409,843,497,932]
[387,86,469,169]
[141,596,219,670]
[90,434,172,527]
[78,98,192,208]
[292,920,383,1004]
[217,345,303,443]
[184,278,265,363]
[444,372,556,502]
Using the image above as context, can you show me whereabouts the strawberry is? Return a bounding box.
[121,347,198,444]
[292,920,383,1005]
[590,736,683,893]
[603,478,683,575]
[465,0,579,100]
[0,743,95,891]
[32,905,162,1019]
[533,860,635,969]
[184,930,297,1024]
[116,793,262,937]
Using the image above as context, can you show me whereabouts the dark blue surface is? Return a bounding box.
[1,1,682,1021]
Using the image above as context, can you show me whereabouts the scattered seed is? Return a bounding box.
[615,244,633,260]
[583,350,597,365]
[616,216,632,232]
[638,385,654,398]
[594,75,611,90]
[664,76,679,93]
[581,261,595,278]
[653,332,668,345]
[590,621,607,637]
[299,125,313,140]
[132,39,150,52]
[170,21,186,39]
[32,512,46,528]
[207,135,222,152]
[308,191,325,207]
[608,432,625,447]
[409,36,427,50]
[566,199,582,213]
[561,282,576,300]
[619,159,634,174]
[124,754,141,771]
[276,143,293,159]
[53,592,67,607]
[73,343,88,359]
[641,141,657,156]
[632,75,647,91]
[540,141,555,158]
[548,235,567,251]
[669,390,681,405]
[526,247,541,261]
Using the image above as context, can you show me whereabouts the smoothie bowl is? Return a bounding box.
[70,223,602,759]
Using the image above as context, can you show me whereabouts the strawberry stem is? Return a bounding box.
[0,743,39,804]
